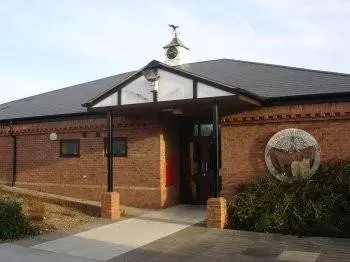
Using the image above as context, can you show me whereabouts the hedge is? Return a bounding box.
[227,160,350,237]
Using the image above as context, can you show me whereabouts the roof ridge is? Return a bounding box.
[221,58,350,77]
[179,58,228,67]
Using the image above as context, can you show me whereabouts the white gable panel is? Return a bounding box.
[197,83,233,98]
[93,93,118,108]
[121,77,153,105]
[158,69,193,101]
[93,69,234,108]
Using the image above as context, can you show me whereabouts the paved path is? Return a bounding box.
[0,244,98,262]
[3,204,350,261]
[112,223,350,262]
[32,205,205,261]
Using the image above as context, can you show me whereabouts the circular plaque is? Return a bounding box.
[265,128,321,183]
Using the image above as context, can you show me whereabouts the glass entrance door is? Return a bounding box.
[191,124,214,204]
[179,121,220,205]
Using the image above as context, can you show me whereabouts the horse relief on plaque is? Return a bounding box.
[265,128,321,183]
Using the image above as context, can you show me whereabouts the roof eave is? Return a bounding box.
[266,92,350,105]
[0,111,104,124]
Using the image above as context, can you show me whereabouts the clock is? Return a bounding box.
[166,46,178,60]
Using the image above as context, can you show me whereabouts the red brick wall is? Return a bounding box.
[3,101,350,207]
[221,102,350,197]
[160,122,180,207]
[0,116,165,208]
[0,136,13,185]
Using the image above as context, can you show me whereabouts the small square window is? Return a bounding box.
[200,124,213,136]
[60,139,80,158]
[104,137,127,157]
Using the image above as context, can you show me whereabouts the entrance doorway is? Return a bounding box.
[179,121,220,205]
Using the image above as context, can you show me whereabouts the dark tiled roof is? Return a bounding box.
[182,59,350,99]
[1,59,350,121]
[0,71,134,121]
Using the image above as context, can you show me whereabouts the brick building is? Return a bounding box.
[1,31,350,208]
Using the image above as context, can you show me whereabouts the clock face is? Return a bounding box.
[166,47,178,60]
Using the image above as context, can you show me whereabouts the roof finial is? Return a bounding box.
[168,24,179,37]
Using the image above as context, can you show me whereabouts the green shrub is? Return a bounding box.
[227,160,350,237]
[0,196,39,240]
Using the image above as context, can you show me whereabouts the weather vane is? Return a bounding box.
[168,24,179,36]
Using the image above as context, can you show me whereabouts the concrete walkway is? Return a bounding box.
[4,203,350,261]
[31,205,205,261]
[112,223,350,262]
[0,244,98,262]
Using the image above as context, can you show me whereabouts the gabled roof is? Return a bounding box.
[84,60,263,108]
[1,58,350,122]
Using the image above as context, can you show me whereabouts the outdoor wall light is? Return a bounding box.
[142,68,159,92]
[172,108,184,115]
[161,108,184,115]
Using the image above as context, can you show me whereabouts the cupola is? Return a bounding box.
[163,25,189,66]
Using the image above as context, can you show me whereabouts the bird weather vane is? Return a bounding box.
[169,24,179,36]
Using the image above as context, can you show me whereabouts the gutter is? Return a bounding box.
[0,111,104,125]
[265,92,350,106]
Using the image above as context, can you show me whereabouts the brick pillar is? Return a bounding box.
[101,192,120,219]
[207,197,227,229]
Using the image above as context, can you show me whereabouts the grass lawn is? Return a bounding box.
[0,189,100,236]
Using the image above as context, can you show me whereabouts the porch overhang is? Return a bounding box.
[86,94,261,117]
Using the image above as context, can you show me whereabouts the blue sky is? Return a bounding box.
[1,0,350,104]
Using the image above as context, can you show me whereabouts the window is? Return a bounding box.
[60,140,80,158]
[192,124,213,137]
[200,124,213,137]
[104,137,127,157]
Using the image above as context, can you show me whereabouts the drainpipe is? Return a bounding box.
[9,122,17,187]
